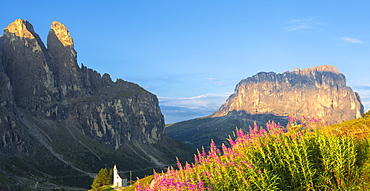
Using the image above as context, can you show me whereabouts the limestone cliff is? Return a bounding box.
[212,65,363,124]
[166,65,364,149]
[0,19,194,189]
[1,19,165,148]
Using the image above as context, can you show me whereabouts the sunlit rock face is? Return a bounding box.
[4,19,36,39]
[212,65,364,124]
[50,21,73,46]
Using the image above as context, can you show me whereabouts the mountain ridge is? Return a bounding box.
[212,65,363,123]
[0,19,194,189]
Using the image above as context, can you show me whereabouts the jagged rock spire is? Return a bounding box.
[4,19,36,39]
[50,21,73,46]
[47,21,80,99]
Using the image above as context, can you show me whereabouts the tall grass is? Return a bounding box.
[136,117,370,190]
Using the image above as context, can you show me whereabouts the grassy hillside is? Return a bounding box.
[166,112,287,149]
[0,111,195,190]
[137,115,370,190]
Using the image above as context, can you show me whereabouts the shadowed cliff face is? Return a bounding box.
[3,19,54,110]
[212,65,364,124]
[1,19,165,149]
[0,19,194,189]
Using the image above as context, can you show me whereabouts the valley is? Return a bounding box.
[0,18,367,190]
[0,19,195,190]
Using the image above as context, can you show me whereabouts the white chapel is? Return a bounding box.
[113,165,127,187]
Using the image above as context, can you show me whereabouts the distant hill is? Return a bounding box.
[0,19,194,190]
[166,65,364,149]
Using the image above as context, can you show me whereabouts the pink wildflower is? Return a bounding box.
[189,184,196,190]
[260,128,267,135]
[229,139,236,146]
[288,116,297,122]
[198,180,205,189]
[176,160,183,170]
[194,155,199,164]
[185,163,191,170]
[136,181,143,190]
[247,163,253,169]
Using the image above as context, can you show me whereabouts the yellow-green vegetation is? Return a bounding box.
[122,175,154,191]
[89,171,154,191]
[90,168,113,191]
[135,116,370,190]
[89,185,115,191]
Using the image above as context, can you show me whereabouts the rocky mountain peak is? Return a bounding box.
[212,65,363,123]
[50,21,73,46]
[0,19,195,189]
[167,65,364,150]
[4,19,35,39]
[1,18,166,148]
[47,20,80,99]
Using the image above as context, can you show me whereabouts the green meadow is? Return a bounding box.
[132,114,370,190]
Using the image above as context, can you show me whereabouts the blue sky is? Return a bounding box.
[2,1,370,123]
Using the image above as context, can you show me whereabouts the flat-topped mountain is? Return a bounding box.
[212,65,363,123]
[166,65,364,149]
[0,19,194,189]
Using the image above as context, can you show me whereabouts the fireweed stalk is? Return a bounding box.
[138,117,366,190]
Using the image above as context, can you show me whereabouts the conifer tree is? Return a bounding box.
[91,168,112,190]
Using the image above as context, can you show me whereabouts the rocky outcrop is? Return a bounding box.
[212,65,363,124]
[73,79,165,148]
[166,65,364,149]
[0,19,193,189]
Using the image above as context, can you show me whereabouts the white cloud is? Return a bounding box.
[159,93,231,123]
[341,37,364,44]
[205,78,226,86]
[159,93,230,109]
[287,17,322,32]
[288,25,313,31]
